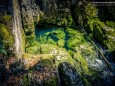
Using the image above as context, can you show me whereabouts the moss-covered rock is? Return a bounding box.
[26,41,40,54]
[0,23,14,55]
[74,53,90,75]
[93,21,115,51]
[106,21,115,28]
[73,2,115,53]
[74,2,98,31]
[66,27,87,51]
[93,22,107,46]
[0,14,14,56]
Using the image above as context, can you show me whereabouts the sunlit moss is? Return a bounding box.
[74,53,90,75]
[66,27,79,36]
[57,39,65,47]
[22,53,32,59]
[106,21,115,28]
[66,31,86,51]
[26,46,40,54]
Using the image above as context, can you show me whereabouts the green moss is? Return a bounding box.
[82,78,91,86]
[80,43,97,58]
[22,74,30,86]
[68,50,74,57]
[74,2,98,28]
[106,21,115,28]
[26,40,40,54]
[22,29,25,52]
[85,3,98,18]
[67,35,86,51]
[85,20,94,33]
[39,15,73,27]
[74,53,90,75]
[44,76,58,86]
[36,28,66,47]
[26,35,35,48]
[0,48,7,55]
[57,39,65,47]
[106,38,115,51]
[0,14,12,25]
[93,21,115,51]
[40,59,53,67]
[47,37,57,45]
[67,16,73,26]
[74,1,115,52]
[0,23,14,48]
[26,46,40,54]
[0,14,13,55]
[52,28,65,39]
[66,27,79,36]
[40,44,53,54]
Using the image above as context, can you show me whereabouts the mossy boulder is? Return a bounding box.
[74,53,90,75]
[93,22,107,46]
[66,28,87,51]
[67,36,86,51]
[93,21,115,51]
[38,44,73,65]
[74,2,98,31]
[73,2,115,53]
[26,41,40,54]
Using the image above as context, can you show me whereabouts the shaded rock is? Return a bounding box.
[58,62,83,86]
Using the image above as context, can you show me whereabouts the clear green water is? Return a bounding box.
[25,27,113,86]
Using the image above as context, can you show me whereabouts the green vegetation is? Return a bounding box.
[44,76,58,86]
[0,0,114,86]
[22,74,30,86]
[0,23,14,55]
[40,58,53,67]
[0,13,14,55]
[74,53,91,75]
[74,2,115,52]
[106,21,115,28]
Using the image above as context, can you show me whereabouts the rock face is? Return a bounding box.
[19,0,73,37]
[19,0,41,36]
[12,0,24,58]
[58,62,83,86]
[73,1,115,59]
